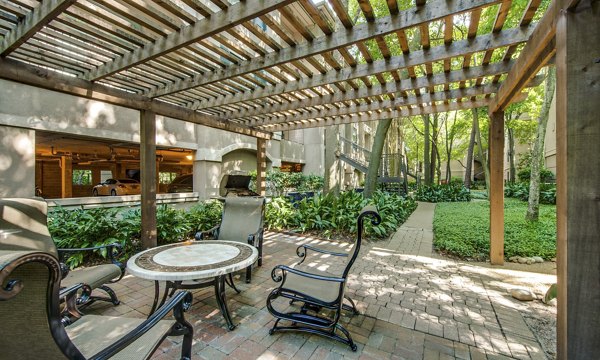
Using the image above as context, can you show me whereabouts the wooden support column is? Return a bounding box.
[556,3,600,358]
[140,110,157,249]
[256,138,267,196]
[60,155,72,198]
[489,111,504,265]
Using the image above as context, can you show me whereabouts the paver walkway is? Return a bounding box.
[88,202,555,359]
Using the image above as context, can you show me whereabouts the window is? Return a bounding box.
[73,170,92,185]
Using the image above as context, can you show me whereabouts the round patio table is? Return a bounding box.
[127,240,258,330]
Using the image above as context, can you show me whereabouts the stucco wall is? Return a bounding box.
[0,126,35,197]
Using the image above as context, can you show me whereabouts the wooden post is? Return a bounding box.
[256,138,266,196]
[140,110,157,249]
[60,155,72,198]
[556,3,600,358]
[489,111,504,265]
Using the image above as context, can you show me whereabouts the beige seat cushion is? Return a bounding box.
[62,263,122,290]
[282,264,344,304]
[67,315,175,360]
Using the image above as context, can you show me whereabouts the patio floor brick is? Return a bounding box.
[83,202,553,359]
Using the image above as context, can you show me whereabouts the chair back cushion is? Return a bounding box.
[0,250,80,358]
[0,198,58,257]
[218,197,265,242]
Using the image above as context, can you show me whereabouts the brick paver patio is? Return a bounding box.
[87,203,555,359]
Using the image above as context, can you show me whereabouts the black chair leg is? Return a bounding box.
[258,238,263,267]
[245,266,252,283]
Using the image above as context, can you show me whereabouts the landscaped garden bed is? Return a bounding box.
[433,198,556,261]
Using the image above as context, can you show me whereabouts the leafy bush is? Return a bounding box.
[517,167,555,183]
[415,184,472,202]
[433,199,556,260]
[504,182,556,205]
[249,169,324,195]
[48,201,223,268]
[264,190,417,239]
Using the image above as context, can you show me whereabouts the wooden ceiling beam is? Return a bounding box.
[489,0,559,113]
[195,26,534,110]
[260,99,492,131]
[150,0,502,98]
[85,0,296,80]
[229,61,516,120]
[0,0,77,56]
[0,58,271,139]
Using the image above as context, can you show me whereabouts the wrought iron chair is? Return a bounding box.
[0,248,194,359]
[266,206,381,351]
[0,198,125,309]
[195,196,265,284]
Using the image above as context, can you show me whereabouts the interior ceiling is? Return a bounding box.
[0,0,548,133]
[35,132,194,165]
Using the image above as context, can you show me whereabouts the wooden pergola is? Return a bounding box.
[0,0,597,357]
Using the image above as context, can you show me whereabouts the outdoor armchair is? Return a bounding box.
[0,249,194,359]
[266,206,381,351]
[195,196,266,284]
[0,198,125,310]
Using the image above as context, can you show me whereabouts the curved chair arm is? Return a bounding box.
[271,265,345,284]
[195,224,221,240]
[296,245,348,264]
[247,228,263,246]
[59,283,84,299]
[88,291,194,360]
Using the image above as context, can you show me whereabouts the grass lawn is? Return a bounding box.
[433,198,556,261]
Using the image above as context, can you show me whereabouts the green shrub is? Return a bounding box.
[517,168,555,183]
[264,190,417,239]
[433,199,556,260]
[415,184,471,202]
[504,182,556,205]
[184,200,223,234]
[250,169,324,195]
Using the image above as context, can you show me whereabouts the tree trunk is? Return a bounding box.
[526,67,556,221]
[473,108,491,196]
[364,119,393,198]
[507,127,516,183]
[423,115,431,185]
[430,114,439,184]
[464,113,477,188]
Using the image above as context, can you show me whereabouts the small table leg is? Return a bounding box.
[150,281,172,315]
[214,275,236,330]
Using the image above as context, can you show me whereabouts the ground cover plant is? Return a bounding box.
[504,182,556,205]
[265,190,417,239]
[433,198,556,261]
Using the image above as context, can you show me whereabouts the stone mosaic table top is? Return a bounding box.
[127,240,258,281]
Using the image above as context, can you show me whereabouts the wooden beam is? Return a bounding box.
[488,110,504,265]
[150,0,501,98]
[0,0,77,56]
[256,138,267,196]
[0,58,271,139]
[195,26,533,110]
[260,99,491,131]
[229,61,517,120]
[86,0,296,80]
[556,3,600,358]
[489,0,560,112]
[253,83,504,126]
[140,109,157,249]
[60,155,73,198]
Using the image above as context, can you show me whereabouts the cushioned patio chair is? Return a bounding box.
[195,196,265,284]
[266,206,381,351]
[0,198,125,310]
[0,248,194,359]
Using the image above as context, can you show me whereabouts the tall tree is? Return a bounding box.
[423,114,431,185]
[526,67,556,221]
[464,113,477,188]
[473,108,491,196]
[364,119,393,198]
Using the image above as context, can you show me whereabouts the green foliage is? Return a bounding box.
[264,191,417,239]
[249,169,324,195]
[505,182,556,205]
[48,201,223,268]
[433,199,556,260]
[517,167,555,183]
[415,184,472,203]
